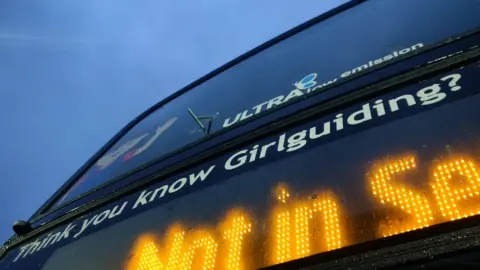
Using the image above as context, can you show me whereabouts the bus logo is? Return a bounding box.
[294,73,317,90]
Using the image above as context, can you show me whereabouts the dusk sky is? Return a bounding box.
[0,0,346,245]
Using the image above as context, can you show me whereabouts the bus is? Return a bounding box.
[2,0,480,269]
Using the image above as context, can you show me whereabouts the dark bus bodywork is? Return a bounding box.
[2,1,480,269]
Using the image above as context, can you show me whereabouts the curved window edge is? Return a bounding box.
[30,0,367,220]
[3,46,479,260]
[34,26,480,222]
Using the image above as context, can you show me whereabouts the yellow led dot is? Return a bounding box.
[431,158,480,221]
[127,235,163,270]
[275,187,291,204]
[294,204,312,259]
[165,227,185,270]
[181,231,218,270]
[272,185,293,264]
[222,210,252,270]
[369,156,433,237]
[312,192,343,252]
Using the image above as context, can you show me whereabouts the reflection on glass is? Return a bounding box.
[52,0,480,207]
[36,62,480,270]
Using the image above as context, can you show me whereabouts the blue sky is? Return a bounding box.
[0,0,345,244]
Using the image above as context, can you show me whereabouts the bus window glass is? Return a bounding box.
[55,0,480,207]
[6,61,478,270]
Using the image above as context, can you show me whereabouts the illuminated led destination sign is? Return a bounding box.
[121,66,480,270]
[126,156,480,270]
[6,61,480,270]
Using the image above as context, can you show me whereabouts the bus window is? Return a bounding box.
[7,60,480,270]
[54,0,480,208]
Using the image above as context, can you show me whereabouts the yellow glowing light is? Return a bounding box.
[181,231,218,270]
[138,241,162,270]
[165,226,185,270]
[278,188,290,204]
[312,193,343,251]
[294,204,313,259]
[126,154,480,270]
[431,158,480,221]
[222,210,252,270]
[272,186,344,263]
[127,234,163,270]
[273,187,292,264]
[369,156,433,237]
